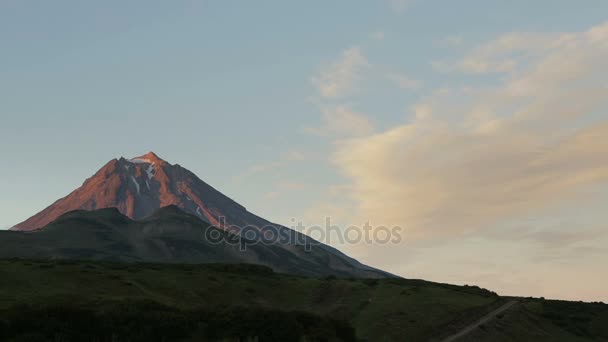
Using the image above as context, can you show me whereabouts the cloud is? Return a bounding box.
[282,149,308,162]
[455,30,587,74]
[389,0,411,13]
[439,34,464,47]
[386,72,422,89]
[264,191,281,200]
[233,161,283,182]
[234,149,309,182]
[332,21,608,238]
[430,60,451,73]
[371,31,385,41]
[305,105,374,138]
[432,31,571,73]
[263,181,308,201]
[470,33,552,73]
[312,47,369,98]
[303,200,356,226]
[376,230,608,302]
[277,181,306,190]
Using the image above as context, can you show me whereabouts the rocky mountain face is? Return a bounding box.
[8,152,389,278]
[13,152,252,231]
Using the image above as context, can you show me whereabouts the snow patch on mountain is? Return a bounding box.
[129,158,152,164]
[145,164,155,180]
[130,176,140,194]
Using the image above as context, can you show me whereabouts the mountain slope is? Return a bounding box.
[9,152,389,278]
[13,152,251,231]
[1,206,388,278]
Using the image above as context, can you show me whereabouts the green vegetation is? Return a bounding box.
[0,302,355,342]
[456,299,608,342]
[0,259,500,341]
[0,259,605,341]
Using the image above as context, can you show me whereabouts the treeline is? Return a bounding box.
[0,300,356,342]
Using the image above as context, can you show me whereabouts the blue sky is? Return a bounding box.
[1,0,608,301]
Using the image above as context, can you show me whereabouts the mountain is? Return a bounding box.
[0,206,384,277]
[14,152,257,231]
[7,152,388,278]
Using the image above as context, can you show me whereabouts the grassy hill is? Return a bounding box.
[458,299,608,341]
[0,259,606,341]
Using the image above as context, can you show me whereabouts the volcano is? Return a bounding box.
[14,152,270,231]
[9,152,388,278]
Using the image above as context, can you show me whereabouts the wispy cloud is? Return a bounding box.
[332,21,608,238]
[439,34,464,47]
[277,181,307,191]
[282,149,308,162]
[371,31,385,41]
[234,149,310,182]
[431,32,563,73]
[304,105,374,138]
[263,181,307,201]
[386,72,422,89]
[263,191,281,200]
[312,47,369,98]
[233,161,284,182]
[459,32,558,73]
[389,0,412,13]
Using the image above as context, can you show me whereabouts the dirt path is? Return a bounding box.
[441,300,518,342]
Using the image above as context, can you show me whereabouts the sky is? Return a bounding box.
[1,0,607,302]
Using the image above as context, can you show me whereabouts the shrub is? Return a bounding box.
[0,301,356,342]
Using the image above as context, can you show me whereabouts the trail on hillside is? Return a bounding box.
[441,300,518,342]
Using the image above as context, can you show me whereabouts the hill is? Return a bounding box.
[1,259,606,341]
